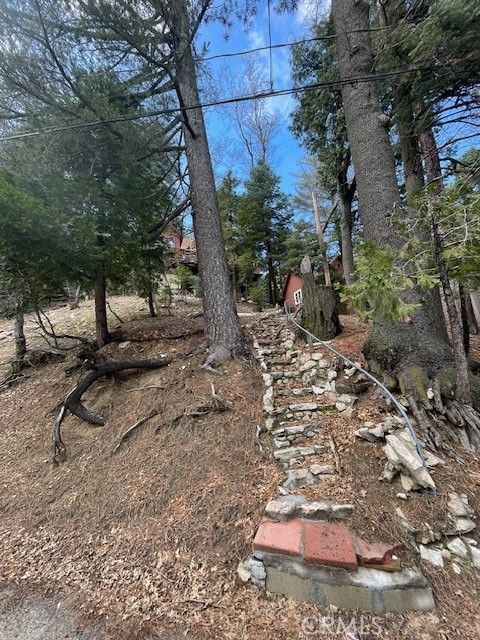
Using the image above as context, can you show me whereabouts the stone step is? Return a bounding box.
[270,371,302,380]
[274,445,327,465]
[283,466,334,488]
[273,403,337,415]
[275,387,314,397]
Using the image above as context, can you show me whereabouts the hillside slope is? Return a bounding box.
[0,297,479,639]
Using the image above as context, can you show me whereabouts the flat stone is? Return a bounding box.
[384,434,436,490]
[284,469,314,489]
[447,493,470,517]
[253,518,303,557]
[279,494,307,505]
[288,402,318,412]
[274,445,326,462]
[118,341,130,349]
[446,537,469,559]
[467,544,480,570]
[312,385,324,394]
[331,504,354,520]
[419,545,444,567]
[299,501,332,520]
[303,521,357,569]
[447,517,476,535]
[452,563,462,575]
[335,402,347,411]
[265,499,298,521]
[309,464,335,476]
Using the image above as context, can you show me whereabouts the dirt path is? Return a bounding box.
[0,590,105,640]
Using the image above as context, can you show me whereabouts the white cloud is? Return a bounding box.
[296,0,331,25]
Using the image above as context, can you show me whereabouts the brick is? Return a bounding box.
[266,567,311,601]
[253,518,303,557]
[352,534,403,567]
[303,522,357,569]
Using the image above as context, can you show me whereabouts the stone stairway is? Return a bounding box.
[237,310,436,614]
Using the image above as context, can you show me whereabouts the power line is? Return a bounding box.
[0,63,472,143]
[267,0,274,92]
[200,26,390,63]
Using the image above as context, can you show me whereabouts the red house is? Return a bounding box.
[281,255,344,309]
[281,270,304,309]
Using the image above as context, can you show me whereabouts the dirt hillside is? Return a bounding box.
[0,297,479,639]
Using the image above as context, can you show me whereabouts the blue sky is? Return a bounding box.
[196,1,331,196]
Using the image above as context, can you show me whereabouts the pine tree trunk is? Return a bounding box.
[94,269,109,349]
[332,0,453,395]
[173,2,247,365]
[12,312,26,374]
[147,287,156,318]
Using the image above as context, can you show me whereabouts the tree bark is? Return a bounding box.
[300,255,340,340]
[12,312,26,374]
[173,1,248,366]
[332,0,452,391]
[94,268,109,349]
[337,153,355,284]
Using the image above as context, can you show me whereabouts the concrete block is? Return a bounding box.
[380,587,435,613]
[323,584,374,612]
[266,567,310,601]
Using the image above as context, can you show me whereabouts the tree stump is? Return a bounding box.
[300,256,341,341]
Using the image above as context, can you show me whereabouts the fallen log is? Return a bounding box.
[52,356,172,464]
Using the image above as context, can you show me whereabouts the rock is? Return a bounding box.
[279,494,307,505]
[309,464,335,476]
[284,469,314,489]
[467,544,480,570]
[355,427,380,443]
[425,451,444,468]
[237,560,251,582]
[335,402,347,411]
[263,386,275,414]
[265,499,298,521]
[396,493,408,500]
[327,369,337,381]
[288,402,318,412]
[118,341,130,349]
[380,461,399,483]
[274,445,325,463]
[265,417,276,432]
[446,517,476,536]
[299,500,332,520]
[452,563,462,575]
[312,385,324,395]
[400,473,417,493]
[300,360,317,372]
[243,557,266,586]
[447,493,471,518]
[446,537,469,560]
[419,545,444,568]
[331,504,354,520]
[384,433,436,490]
[262,373,273,387]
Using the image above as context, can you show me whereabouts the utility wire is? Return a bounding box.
[0,63,473,143]
[200,26,390,62]
[267,0,274,92]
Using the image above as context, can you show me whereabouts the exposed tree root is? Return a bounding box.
[398,366,480,453]
[112,408,159,454]
[52,356,172,464]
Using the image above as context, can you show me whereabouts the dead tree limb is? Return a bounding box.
[106,300,124,324]
[52,356,172,464]
[112,408,160,454]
